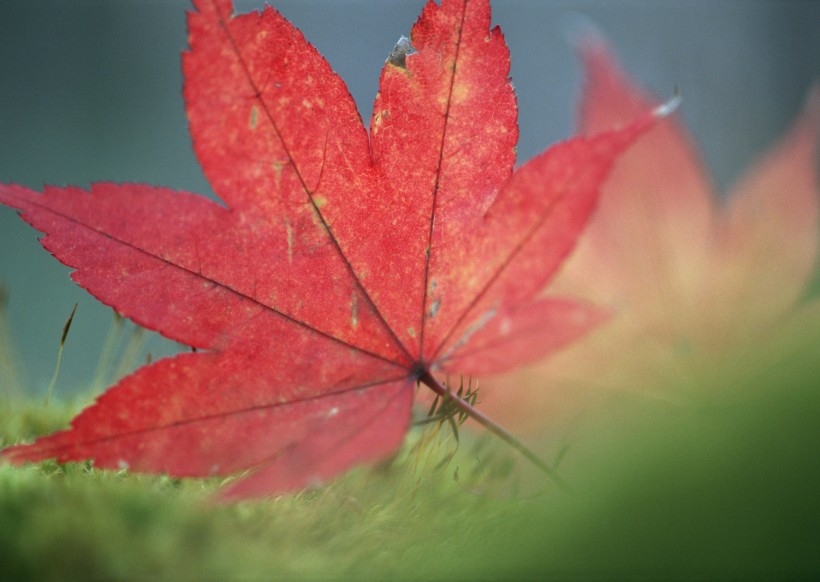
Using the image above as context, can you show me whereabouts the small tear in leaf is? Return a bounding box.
[387,35,415,69]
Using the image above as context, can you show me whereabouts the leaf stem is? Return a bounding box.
[418,370,572,494]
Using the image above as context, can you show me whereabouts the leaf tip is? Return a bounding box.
[559,12,606,52]
[803,82,820,125]
[653,85,682,119]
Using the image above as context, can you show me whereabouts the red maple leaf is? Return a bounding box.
[0,0,658,499]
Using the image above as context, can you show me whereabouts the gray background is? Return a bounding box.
[1,0,818,397]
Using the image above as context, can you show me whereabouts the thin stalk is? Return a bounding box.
[45,303,77,407]
[418,369,572,494]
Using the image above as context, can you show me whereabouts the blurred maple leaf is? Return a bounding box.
[481,41,820,434]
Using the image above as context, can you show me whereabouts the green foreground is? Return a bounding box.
[1,335,819,580]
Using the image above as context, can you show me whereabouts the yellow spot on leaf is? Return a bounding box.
[272,162,283,190]
[351,293,359,329]
[313,195,328,210]
[452,82,469,104]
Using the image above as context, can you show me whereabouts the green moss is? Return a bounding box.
[0,398,518,581]
[1,335,818,579]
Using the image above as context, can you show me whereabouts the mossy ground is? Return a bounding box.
[1,327,819,580]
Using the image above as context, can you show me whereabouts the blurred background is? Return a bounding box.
[1,0,818,397]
